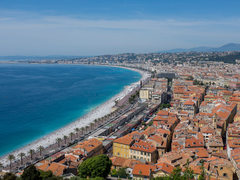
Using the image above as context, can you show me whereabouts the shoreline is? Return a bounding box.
[0,64,150,166]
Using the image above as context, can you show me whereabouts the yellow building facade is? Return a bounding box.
[113,142,132,158]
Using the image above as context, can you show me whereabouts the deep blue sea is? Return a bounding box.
[0,64,141,156]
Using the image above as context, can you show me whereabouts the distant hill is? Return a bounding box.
[162,43,240,53]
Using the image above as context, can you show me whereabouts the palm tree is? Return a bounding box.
[0,162,3,172]
[38,146,44,156]
[90,122,94,130]
[85,126,90,133]
[63,135,68,144]
[8,154,15,172]
[99,117,104,124]
[56,138,62,148]
[28,149,35,161]
[18,152,25,165]
[80,127,85,135]
[97,118,101,125]
[94,119,98,127]
[74,128,79,138]
[101,117,105,123]
[69,132,74,141]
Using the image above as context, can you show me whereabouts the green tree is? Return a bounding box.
[90,122,94,130]
[198,159,206,180]
[2,172,17,180]
[38,146,44,156]
[183,160,194,180]
[63,135,68,145]
[0,162,3,172]
[21,165,41,180]
[8,154,15,172]
[162,164,194,179]
[169,166,182,179]
[153,177,170,180]
[92,177,105,180]
[117,168,129,178]
[40,170,53,179]
[80,127,85,135]
[111,169,118,177]
[18,152,25,165]
[70,177,82,180]
[70,177,104,180]
[56,138,62,148]
[159,103,171,110]
[75,128,80,137]
[39,170,62,180]
[28,149,35,161]
[78,154,112,178]
[69,132,74,141]
[94,119,98,126]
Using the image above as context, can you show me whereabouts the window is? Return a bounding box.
[223,173,228,177]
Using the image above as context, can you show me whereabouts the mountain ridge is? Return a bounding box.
[161,43,240,53]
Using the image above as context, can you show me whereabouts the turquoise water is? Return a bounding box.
[0,64,141,156]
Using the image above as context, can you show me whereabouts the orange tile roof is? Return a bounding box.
[143,126,157,137]
[130,140,156,153]
[114,134,135,145]
[184,100,195,106]
[228,139,240,148]
[65,154,78,162]
[190,148,209,158]
[47,162,67,177]
[156,128,171,135]
[132,164,156,177]
[185,135,204,148]
[110,156,144,169]
[148,135,167,148]
[157,110,169,116]
[73,138,102,153]
[155,162,174,174]
[35,160,50,171]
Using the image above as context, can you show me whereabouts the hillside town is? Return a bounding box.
[1,51,240,180]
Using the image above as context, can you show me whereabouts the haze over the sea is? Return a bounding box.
[0,64,141,156]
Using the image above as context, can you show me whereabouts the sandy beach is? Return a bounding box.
[0,65,151,166]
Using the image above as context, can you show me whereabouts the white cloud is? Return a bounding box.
[0,11,240,55]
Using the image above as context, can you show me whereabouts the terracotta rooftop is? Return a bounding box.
[130,140,156,153]
[110,156,144,169]
[73,138,102,153]
[132,164,156,177]
[155,162,174,174]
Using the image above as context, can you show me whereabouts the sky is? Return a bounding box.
[0,0,240,56]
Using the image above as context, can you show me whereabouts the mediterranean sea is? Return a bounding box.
[0,64,141,156]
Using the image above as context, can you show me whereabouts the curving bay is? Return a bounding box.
[0,64,141,157]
